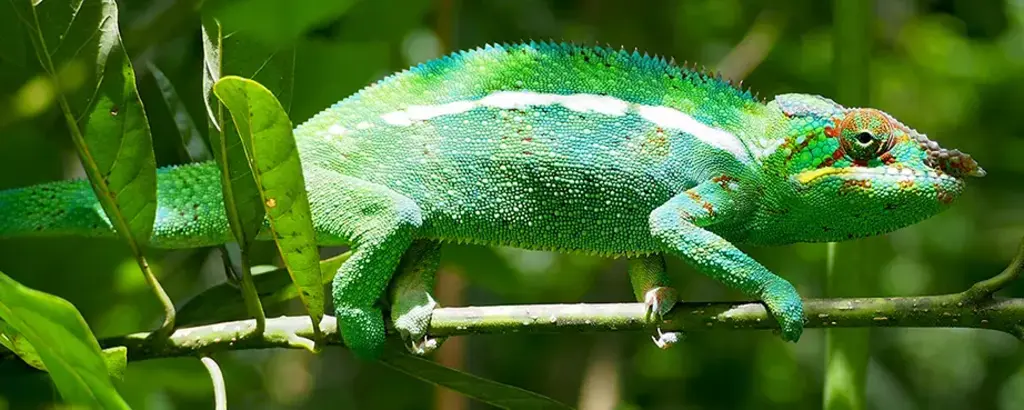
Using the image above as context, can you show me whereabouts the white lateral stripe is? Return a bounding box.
[477,91,559,110]
[555,94,629,116]
[380,111,414,126]
[635,105,749,160]
[478,91,629,115]
[379,91,630,126]
[377,90,749,161]
[406,100,476,121]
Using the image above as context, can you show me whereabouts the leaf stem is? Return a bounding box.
[200,356,227,410]
[237,252,266,335]
[139,259,176,340]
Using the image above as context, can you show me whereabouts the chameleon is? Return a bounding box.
[0,42,985,359]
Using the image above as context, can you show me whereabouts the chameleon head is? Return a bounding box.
[754,94,985,243]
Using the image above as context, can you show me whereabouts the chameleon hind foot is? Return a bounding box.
[628,256,683,349]
[642,286,678,322]
[643,286,683,349]
[389,240,443,356]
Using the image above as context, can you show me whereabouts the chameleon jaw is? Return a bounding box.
[794,166,962,185]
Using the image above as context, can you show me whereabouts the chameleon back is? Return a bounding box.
[294,42,773,254]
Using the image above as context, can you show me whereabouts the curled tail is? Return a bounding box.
[0,161,234,248]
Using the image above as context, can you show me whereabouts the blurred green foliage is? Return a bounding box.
[0,0,1022,409]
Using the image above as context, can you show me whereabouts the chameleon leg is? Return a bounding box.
[628,255,682,349]
[388,239,442,355]
[323,175,423,360]
[648,181,804,342]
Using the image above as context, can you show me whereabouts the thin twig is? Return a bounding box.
[959,238,1024,303]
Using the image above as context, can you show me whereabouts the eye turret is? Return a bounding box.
[837,109,895,161]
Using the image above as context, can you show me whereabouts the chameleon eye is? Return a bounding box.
[838,110,894,161]
[854,131,874,145]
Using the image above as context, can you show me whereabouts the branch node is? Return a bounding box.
[958,237,1024,305]
[286,333,317,353]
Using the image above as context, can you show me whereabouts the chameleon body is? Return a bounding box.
[0,42,985,359]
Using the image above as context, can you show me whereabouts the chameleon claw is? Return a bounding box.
[407,335,440,356]
[651,328,684,349]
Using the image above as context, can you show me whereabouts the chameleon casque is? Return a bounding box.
[0,42,986,359]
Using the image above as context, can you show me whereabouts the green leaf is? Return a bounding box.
[2,317,126,380]
[379,347,575,410]
[202,18,266,247]
[178,252,349,325]
[0,319,44,371]
[0,271,129,409]
[212,76,326,335]
[148,62,211,162]
[101,346,128,381]
[13,0,158,249]
[201,15,298,334]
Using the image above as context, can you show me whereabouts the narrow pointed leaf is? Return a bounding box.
[148,62,211,162]
[0,271,129,409]
[201,16,296,333]
[0,320,45,371]
[178,252,349,325]
[213,76,325,334]
[202,18,265,246]
[379,347,575,410]
[13,0,157,249]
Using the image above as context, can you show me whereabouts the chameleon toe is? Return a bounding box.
[643,286,678,322]
[336,307,388,359]
[408,336,442,355]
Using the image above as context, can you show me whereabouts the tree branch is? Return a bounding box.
[96,291,1024,362]
[2,239,1021,365]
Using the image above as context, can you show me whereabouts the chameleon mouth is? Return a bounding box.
[795,166,962,185]
[909,130,986,177]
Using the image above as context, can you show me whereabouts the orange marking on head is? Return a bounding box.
[879,151,896,165]
[824,118,842,138]
[816,149,846,169]
[786,134,818,162]
[839,179,871,194]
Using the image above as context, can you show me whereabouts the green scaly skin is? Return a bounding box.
[0,42,986,359]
